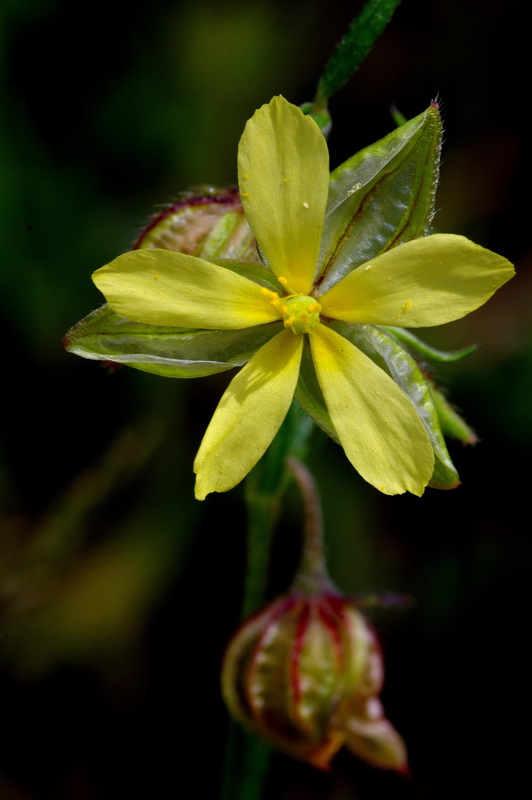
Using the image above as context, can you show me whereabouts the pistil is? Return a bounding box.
[261,286,321,334]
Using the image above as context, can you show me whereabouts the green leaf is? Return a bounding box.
[316,104,442,294]
[317,0,402,101]
[380,326,477,363]
[64,305,282,378]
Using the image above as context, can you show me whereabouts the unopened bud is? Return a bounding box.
[222,589,407,772]
[133,187,258,261]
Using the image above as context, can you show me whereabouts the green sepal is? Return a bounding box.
[315,104,442,295]
[428,379,478,444]
[380,326,477,363]
[194,210,256,261]
[379,327,478,443]
[210,259,282,292]
[64,304,282,378]
[295,339,338,444]
[300,101,332,138]
[391,107,408,128]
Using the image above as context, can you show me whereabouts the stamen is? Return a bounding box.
[261,286,282,309]
[280,295,322,335]
[261,287,321,334]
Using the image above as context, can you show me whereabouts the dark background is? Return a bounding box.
[1,0,530,797]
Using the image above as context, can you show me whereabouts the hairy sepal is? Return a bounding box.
[316,104,442,294]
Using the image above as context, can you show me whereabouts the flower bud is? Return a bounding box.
[222,590,407,772]
[132,187,258,261]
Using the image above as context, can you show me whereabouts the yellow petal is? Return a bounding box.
[319,234,514,326]
[238,96,329,294]
[194,330,303,499]
[93,249,280,329]
[309,325,434,496]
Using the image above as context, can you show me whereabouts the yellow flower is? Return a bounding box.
[93,97,514,500]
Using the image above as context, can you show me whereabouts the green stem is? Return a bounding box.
[220,727,271,800]
[221,474,279,800]
[240,401,314,617]
[286,457,331,595]
[241,473,282,618]
[220,403,314,800]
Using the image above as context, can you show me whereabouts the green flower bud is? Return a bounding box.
[222,590,407,772]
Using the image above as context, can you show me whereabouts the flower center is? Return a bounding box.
[261,287,321,334]
[281,295,321,334]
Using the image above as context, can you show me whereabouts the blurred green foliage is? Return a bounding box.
[0,0,530,798]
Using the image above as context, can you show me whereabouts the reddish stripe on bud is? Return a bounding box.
[221,590,407,772]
